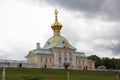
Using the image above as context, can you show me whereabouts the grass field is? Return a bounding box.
[0,68,119,80]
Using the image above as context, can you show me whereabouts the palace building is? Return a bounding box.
[26,9,95,70]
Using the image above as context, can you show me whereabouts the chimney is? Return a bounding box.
[36,43,40,49]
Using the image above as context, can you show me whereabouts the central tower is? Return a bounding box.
[44,9,75,49]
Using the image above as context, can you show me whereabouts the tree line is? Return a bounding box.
[88,55,120,69]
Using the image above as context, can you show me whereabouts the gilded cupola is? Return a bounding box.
[51,9,63,36]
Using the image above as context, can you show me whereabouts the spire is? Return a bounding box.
[55,9,58,22]
[51,9,62,36]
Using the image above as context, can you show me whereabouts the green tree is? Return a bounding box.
[102,57,111,69]
[102,57,120,69]
[88,55,120,69]
[113,58,120,69]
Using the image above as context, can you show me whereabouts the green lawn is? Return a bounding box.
[0,68,118,80]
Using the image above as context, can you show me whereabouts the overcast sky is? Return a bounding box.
[0,0,120,60]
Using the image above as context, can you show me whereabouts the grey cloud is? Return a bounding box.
[48,0,103,12]
[42,0,120,21]
[93,41,120,56]
[100,0,120,20]
[111,43,120,55]
[63,24,120,56]
[95,27,120,40]
[93,27,120,56]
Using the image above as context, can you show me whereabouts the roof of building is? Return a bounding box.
[32,48,52,54]
[87,59,95,62]
[31,49,87,58]
[75,52,87,58]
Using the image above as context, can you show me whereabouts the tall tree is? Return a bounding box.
[102,57,111,69]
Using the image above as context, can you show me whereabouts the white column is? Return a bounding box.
[72,55,76,68]
[54,51,58,68]
[42,57,45,66]
[56,53,58,64]
[62,52,64,64]
[54,52,56,63]
[36,56,38,65]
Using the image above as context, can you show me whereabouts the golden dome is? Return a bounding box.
[44,35,75,49]
[51,9,62,31]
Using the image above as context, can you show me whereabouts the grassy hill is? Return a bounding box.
[0,68,118,80]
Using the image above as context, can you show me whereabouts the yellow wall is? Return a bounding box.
[27,53,37,63]
[38,54,54,67]
[87,60,95,70]
[76,57,87,69]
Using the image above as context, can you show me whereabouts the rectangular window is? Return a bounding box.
[64,52,67,56]
[41,57,43,63]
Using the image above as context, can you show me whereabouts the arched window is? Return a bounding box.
[69,52,72,56]
[58,52,61,56]
[58,51,61,54]
[69,58,72,64]
[50,58,52,63]
[64,57,67,63]
[46,57,48,63]
[76,59,77,64]
[59,57,62,64]
[83,60,84,65]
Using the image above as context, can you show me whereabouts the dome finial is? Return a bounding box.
[54,9,59,22]
[51,9,62,36]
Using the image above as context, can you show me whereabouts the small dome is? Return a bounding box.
[51,21,62,30]
[43,35,75,49]
[51,9,62,31]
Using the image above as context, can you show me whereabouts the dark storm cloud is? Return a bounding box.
[112,43,120,55]
[47,0,103,12]
[43,0,120,21]
[92,25,120,56]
